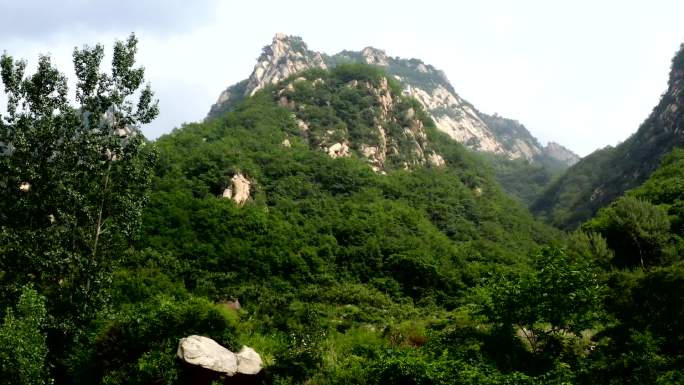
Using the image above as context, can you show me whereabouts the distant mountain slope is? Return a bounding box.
[532,44,684,229]
[480,113,579,167]
[149,64,558,308]
[207,33,578,167]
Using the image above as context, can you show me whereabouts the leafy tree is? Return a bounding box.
[566,230,613,268]
[0,287,49,385]
[629,148,684,237]
[584,196,672,268]
[0,34,158,369]
[483,248,604,361]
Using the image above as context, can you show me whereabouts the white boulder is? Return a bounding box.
[221,173,252,206]
[236,346,263,375]
[177,335,237,374]
[327,142,350,158]
[177,335,263,376]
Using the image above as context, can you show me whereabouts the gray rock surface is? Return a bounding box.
[177,335,237,374]
[221,173,251,206]
[177,335,263,376]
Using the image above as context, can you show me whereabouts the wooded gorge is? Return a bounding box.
[1,35,683,385]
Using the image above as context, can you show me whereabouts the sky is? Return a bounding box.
[0,0,682,156]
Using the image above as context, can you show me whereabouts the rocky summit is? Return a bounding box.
[207,33,578,166]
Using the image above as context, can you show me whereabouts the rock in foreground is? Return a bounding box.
[177,335,263,376]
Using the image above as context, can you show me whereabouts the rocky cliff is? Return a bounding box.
[207,34,578,166]
[480,113,578,167]
[272,66,444,172]
[542,142,580,167]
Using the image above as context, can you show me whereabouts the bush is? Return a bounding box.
[72,296,240,385]
[0,287,49,385]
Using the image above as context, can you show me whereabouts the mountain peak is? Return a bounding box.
[245,34,327,97]
[272,69,444,172]
[208,34,576,165]
[264,33,308,57]
[543,142,580,166]
[273,32,289,40]
[360,47,389,66]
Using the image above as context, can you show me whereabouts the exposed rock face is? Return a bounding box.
[361,144,384,171]
[275,74,438,171]
[235,346,263,375]
[480,113,542,160]
[222,173,251,206]
[480,113,580,166]
[543,142,580,166]
[327,142,350,158]
[208,34,326,118]
[360,47,389,67]
[177,336,263,376]
[207,34,577,163]
[245,34,327,97]
[428,153,446,167]
[407,84,506,155]
[218,298,241,311]
[660,65,684,133]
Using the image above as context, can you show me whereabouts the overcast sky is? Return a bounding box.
[1,0,682,156]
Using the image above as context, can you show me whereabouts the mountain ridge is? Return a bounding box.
[532,43,684,228]
[207,33,579,167]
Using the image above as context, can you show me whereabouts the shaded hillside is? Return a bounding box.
[485,155,562,206]
[573,148,684,383]
[532,44,684,229]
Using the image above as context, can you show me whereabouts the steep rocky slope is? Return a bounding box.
[532,44,684,229]
[542,142,580,167]
[207,34,578,166]
[480,113,579,168]
[272,66,444,172]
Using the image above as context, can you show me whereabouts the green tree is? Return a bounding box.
[584,196,671,268]
[0,287,49,385]
[0,34,158,345]
[566,230,613,268]
[483,248,604,360]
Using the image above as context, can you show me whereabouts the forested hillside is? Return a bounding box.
[1,35,683,385]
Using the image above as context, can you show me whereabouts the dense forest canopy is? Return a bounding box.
[0,36,683,385]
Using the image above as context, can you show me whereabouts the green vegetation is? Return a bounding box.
[0,34,158,384]
[329,51,451,94]
[532,44,684,229]
[0,287,49,385]
[1,37,683,385]
[484,155,562,206]
[479,114,575,207]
